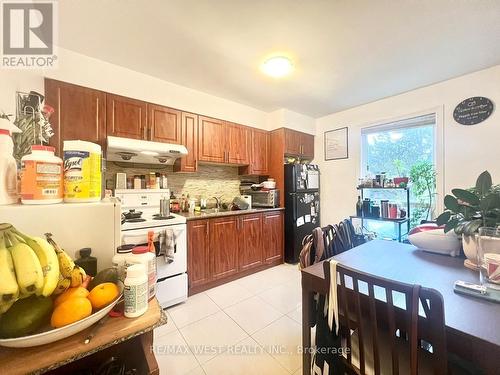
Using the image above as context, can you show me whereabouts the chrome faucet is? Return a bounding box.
[211,196,221,212]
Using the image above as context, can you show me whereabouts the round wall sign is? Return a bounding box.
[453,96,494,125]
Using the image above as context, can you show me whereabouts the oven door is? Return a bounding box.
[121,224,187,279]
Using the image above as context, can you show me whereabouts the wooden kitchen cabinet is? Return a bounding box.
[106,93,147,140]
[284,128,314,158]
[239,128,269,175]
[45,79,106,156]
[198,116,226,163]
[226,122,250,164]
[147,104,182,144]
[174,112,198,172]
[238,213,263,271]
[263,211,284,263]
[209,216,239,280]
[187,220,210,288]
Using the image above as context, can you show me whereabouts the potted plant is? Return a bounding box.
[393,159,409,187]
[409,161,436,227]
[436,171,500,267]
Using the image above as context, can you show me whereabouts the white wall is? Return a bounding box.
[265,108,316,134]
[316,64,500,226]
[0,48,268,129]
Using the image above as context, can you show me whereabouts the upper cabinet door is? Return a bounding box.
[106,94,147,140]
[251,129,269,174]
[148,104,182,144]
[301,133,314,159]
[226,122,250,165]
[45,79,106,156]
[198,116,226,163]
[284,129,302,155]
[174,112,198,173]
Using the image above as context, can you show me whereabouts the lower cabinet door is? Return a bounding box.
[187,220,210,287]
[210,217,239,280]
[238,213,263,271]
[263,211,284,263]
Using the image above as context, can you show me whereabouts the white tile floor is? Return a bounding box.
[154,263,303,375]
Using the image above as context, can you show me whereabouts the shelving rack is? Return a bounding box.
[350,186,411,242]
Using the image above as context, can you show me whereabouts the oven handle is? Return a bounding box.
[122,227,185,242]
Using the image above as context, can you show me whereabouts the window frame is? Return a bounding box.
[358,107,444,218]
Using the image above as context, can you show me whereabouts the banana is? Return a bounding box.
[45,233,75,278]
[8,235,44,296]
[52,274,71,295]
[0,232,19,306]
[70,266,86,287]
[13,231,60,297]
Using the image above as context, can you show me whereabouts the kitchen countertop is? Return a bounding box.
[177,207,284,221]
[0,299,165,375]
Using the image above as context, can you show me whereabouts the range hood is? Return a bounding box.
[107,136,188,165]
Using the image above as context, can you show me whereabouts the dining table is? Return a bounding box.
[301,239,500,375]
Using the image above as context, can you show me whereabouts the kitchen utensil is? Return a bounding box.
[262,180,276,189]
[251,184,262,191]
[84,314,110,344]
[123,209,142,220]
[232,196,250,210]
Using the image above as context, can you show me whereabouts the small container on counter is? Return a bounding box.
[74,247,97,276]
[126,246,156,300]
[124,263,148,318]
[112,244,134,280]
[133,175,141,190]
[21,145,63,204]
[140,175,146,189]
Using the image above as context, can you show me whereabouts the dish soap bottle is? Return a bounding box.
[0,117,21,205]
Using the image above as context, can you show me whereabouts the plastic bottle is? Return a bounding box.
[124,263,148,318]
[126,246,156,300]
[0,119,20,205]
[20,145,63,204]
[63,140,102,202]
[74,248,97,277]
[112,245,134,281]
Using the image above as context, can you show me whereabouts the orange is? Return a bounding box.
[88,282,119,310]
[54,287,89,307]
[51,297,92,328]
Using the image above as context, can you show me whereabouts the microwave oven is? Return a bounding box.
[246,190,280,208]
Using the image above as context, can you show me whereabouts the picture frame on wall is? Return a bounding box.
[324,126,348,160]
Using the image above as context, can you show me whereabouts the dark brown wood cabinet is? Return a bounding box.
[284,128,314,158]
[239,128,269,175]
[148,104,181,144]
[187,220,210,288]
[106,94,147,140]
[45,79,106,156]
[263,211,284,263]
[198,116,226,163]
[238,213,263,271]
[209,216,239,280]
[174,112,198,173]
[226,122,250,164]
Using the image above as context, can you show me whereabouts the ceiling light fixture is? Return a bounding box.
[261,56,293,78]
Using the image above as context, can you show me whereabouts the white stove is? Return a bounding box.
[114,189,188,308]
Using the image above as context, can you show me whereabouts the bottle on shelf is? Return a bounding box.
[356,196,363,216]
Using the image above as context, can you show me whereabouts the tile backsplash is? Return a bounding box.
[105,162,258,204]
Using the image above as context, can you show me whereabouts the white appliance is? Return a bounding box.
[115,189,188,308]
[0,200,121,270]
[107,136,188,165]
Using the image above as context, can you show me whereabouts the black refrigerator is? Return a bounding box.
[284,164,320,263]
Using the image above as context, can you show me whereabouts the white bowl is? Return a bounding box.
[262,181,276,189]
[0,283,123,348]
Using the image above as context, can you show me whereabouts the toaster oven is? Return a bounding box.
[247,190,280,208]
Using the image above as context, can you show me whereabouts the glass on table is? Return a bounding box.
[477,227,500,287]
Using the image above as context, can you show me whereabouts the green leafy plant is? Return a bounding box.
[393,159,406,177]
[436,171,500,235]
[409,161,436,226]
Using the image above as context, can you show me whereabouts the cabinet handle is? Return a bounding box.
[148,127,152,140]
[143,126,147,140]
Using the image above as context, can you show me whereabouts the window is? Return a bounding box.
[360,114,436,239]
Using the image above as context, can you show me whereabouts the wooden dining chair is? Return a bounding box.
[323,261,447,375]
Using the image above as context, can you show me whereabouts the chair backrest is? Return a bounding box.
[323,261,447,375]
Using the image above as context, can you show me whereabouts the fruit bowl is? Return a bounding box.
[0,282,123,348]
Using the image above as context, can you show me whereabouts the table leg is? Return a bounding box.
[302,287,312,374]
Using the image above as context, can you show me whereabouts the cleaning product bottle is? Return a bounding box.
[0,118,21,205]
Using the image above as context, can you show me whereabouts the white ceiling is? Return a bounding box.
[58,0,500,117]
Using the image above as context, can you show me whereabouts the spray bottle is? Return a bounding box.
[0,117,21,205]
